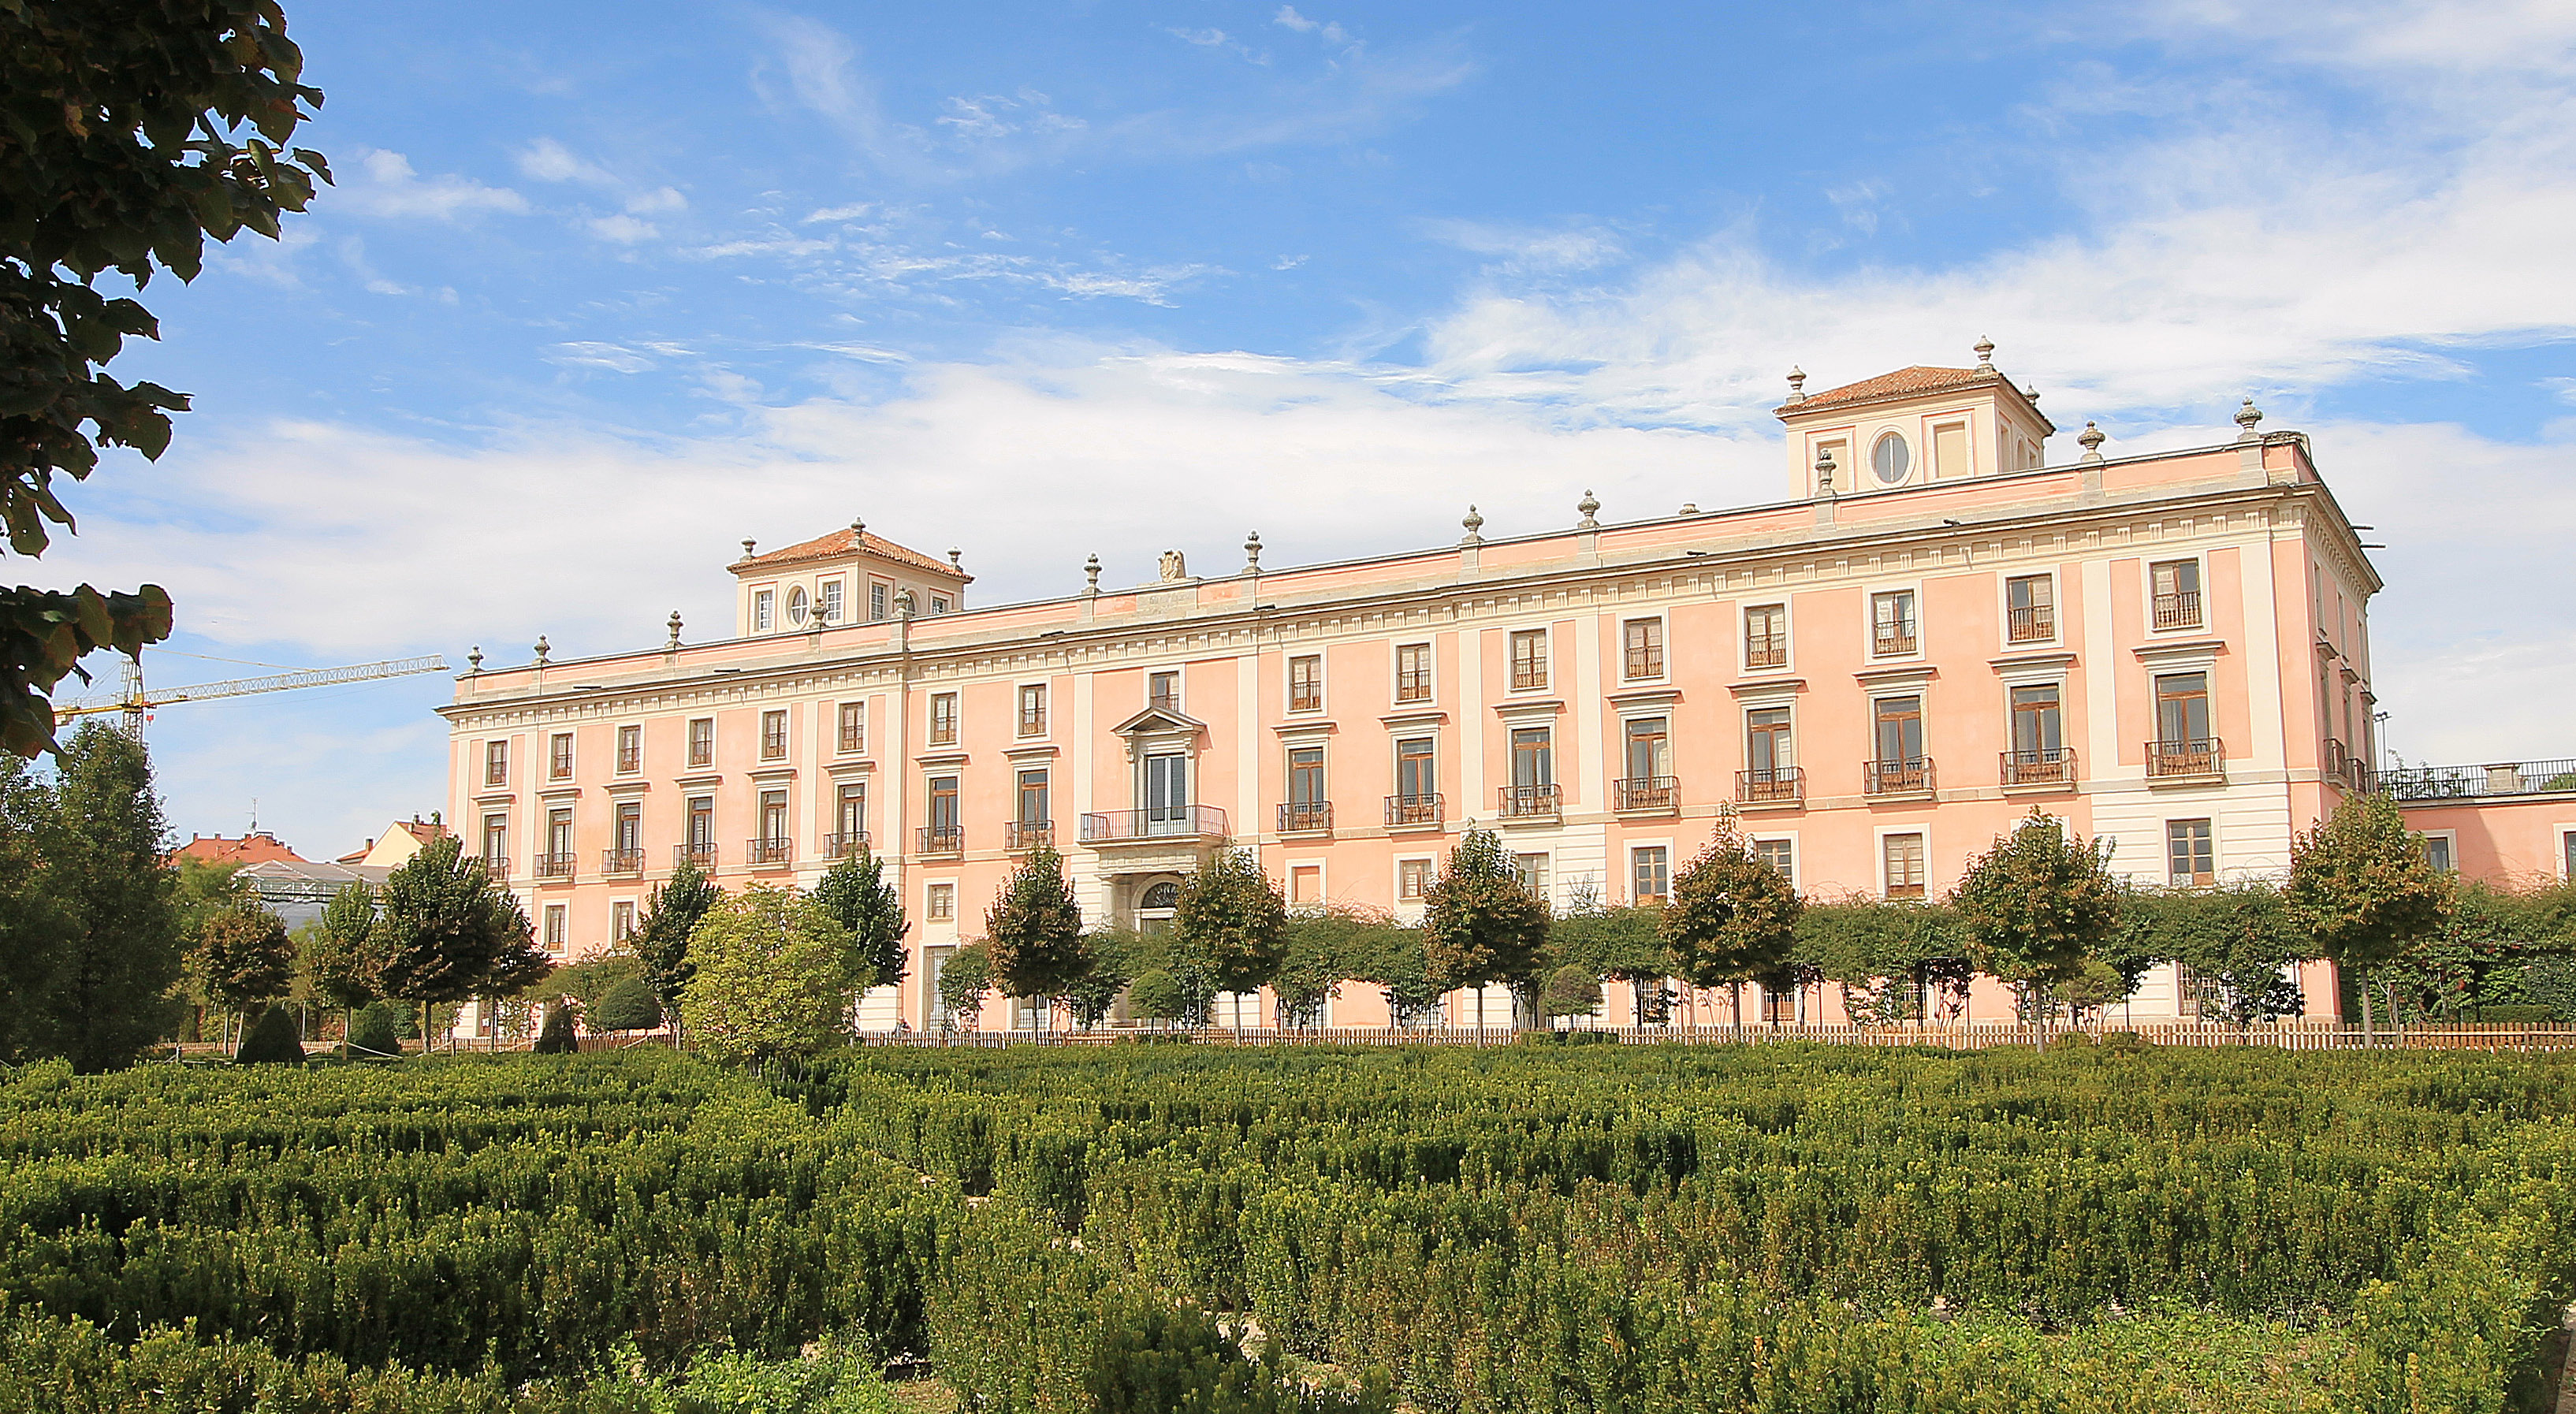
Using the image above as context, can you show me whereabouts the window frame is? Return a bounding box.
[2166,817,2217,886]
[1879,830,1929,900]
[616,724,642,775]
[1620,616,1666,683]
[1869,430,1912,486]
[1017,683,1048,738]
[1396,856,1435,902]
[836,701,865,756]
[2003,571,2058,645]
[1147,670,1181,712]
[927,691,960,747]
[820,578,844,625]
[549,731,574,781]
[483,739,509,788]
[686,717,716,770]
[925,881,957,922]
[2148,556,2207,634]
[1286,653,1324,714]
[760,709,788,761]
[869,580,890,622]
[1508,628,1550,692]
[1392,641,1433,704]
[752,588,776,634]
[1750,835,1797,889]
[1869,587,1921,659]
[542,903,568,954]
[1630,845,1671,906]
[1017,768,1051,826]
[1743,602,1790,672]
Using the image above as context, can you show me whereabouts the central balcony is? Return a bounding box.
[1276,802,1333,834]
[2001,748,2076,789]
[601,847,645,875]
[916,825,965,856]
[1384,793,1444,829]
[1863,757,1935,796]
[745,837,795,868]
[534,852,577,880]
[1079,806,1229,846]
[1735,767,1804,806]
[674,843,718,869]
[820,831,870,860]
[1495,783,1561,821]
[2146,738,2225,782]
[1005,820,1055,852]
[1613,776,1679,813]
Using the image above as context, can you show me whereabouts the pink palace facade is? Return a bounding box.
[439,345,2575,1031]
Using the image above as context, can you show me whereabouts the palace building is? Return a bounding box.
[438,343,2570,1029]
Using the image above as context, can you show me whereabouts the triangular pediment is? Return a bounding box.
[1111,706,1205,736]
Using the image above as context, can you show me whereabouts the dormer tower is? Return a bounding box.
[728,520,973,637]
[1774,337,2057,498]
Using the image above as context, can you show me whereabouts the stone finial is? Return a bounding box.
[467,646,483,673]
[665,610,683,649]
[1785,367,1807,404]
[896,589,916,620]
[739,539,756,561]
[1243,530,1263,573]
[2023,382,2040,404]
[1815,446,1838,497]
[947,547,962,572]
[1157,549,1189,582]
[1677,502,1699,516]
[1083,553,1102,595]
[2077,421,2106,463]
[1461,505,1484,545]
[2235,396,2264,441]
[1576,489,1601,530]
[532,635,550,666]
[849,518,865,546]
[1973,335,1996,370]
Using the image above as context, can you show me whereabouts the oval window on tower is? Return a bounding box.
[786,586,810,627]
[1872,432,1912,486]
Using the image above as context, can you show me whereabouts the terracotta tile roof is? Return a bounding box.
[171,832,305,866]
[1778,365,1997,415]
[733,527,970,582]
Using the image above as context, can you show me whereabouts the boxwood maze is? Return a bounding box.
[0,1042,2570,1412]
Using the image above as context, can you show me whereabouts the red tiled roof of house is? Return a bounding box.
[172,832,304,866]
[337,817,450,864]
[1778,365,1997,415]
[733,528,970,582]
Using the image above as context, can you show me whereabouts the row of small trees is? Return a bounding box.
[942,792,2480,1036]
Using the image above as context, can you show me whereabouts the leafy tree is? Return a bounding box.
[301,879,378,1025]
[531,1003,577,1055]
[2373,878,2560,1024]
[588,976,662,1032]
[371,833,548,1048]
[2284,791,2455,1044]
[1949,812,2124,1016]
[0,754,69,1061]
[1127,968,1184,1026]
[1662,822,1804,1028]
[3,1,335,753]
[1275,907,1402,1029]
[2123,885,2306,1028]
[1067,928,1142,1031]
[1792,899,1972,1025]
[39,721,182,1070]
[631,857,716,1047]
[935,940,995,1031]
[1420,828,1549,1030]
[985,846,1088,1036]
[1551,880,1672,1024]
[1354,926,1444,1029]
[1174,847,1290,1002]
[679,883,863,1062]
[1539,964,1603,1025]
[196,900,292,1051]
[344,999,403,1058]
[232,1003,302,1065]
[812,846,909,987]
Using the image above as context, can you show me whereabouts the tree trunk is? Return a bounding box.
[2359,979,2374,1050]
[1730,981,1744,1033]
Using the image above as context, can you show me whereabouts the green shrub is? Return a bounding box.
[233,1006,303,1065]
[532,1003,578,1054]
[590,977,664,1032]
[2466,1004,2556,1024]
[345,1000,404,1057]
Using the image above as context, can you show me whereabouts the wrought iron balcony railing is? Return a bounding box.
[534,852,578,880]
[1736,767,1804,804]
[2380,757,2576,801]
[2146,738,2225,780]
[1614,776,1679,811]
[674,843,718,869]
[1864,757,1935,795]
[601,847,644,874]
[1384,793,1443,828]
[1005,820,1055,851]
[1276,802,1333,833]
[821,831,870,859]
[2000,747,2076,787]
[746,837,795,867]
[1078,806,1229,843]
[916,825,965,855]
[1495,783,1561,819]
[479,855,511,879]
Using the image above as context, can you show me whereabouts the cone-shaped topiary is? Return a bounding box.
[234,1005,305,1065]
[345,1000,404,1058]
[532,1003,579,1054]
[589,976,662,1032]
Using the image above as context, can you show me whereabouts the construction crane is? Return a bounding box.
[53,654,452,739]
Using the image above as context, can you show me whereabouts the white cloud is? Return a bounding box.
[803,203,875,223]
[588,214,659,243]
[331,149,527,221]
[626,186,688,215]
[517,137,616,186]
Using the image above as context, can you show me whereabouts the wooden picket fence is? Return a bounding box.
[854,1021,2576,1053]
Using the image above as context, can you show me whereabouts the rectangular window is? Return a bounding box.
[614,801,642,855]
[1883,833,1927,899]
[837,701,865,755]
[1148,671,1179,710]
[821,579,843,625]
[1509,630,1549,690]
[835,783,865,848]
[2005,575,2056,642]
[928,692,959,746]
[612,900,636,943]
[547,806,573,858]
[761,709,787,761]
[481,814,508,866]
[549,732,574,780]
[2155,672,2213,746]
[927,776,960,833]
[616,724,642,775]
[687,796,714,852]
[2011,684,2064,759]
[1287,746,1325,806]
[1017,768,1050,825]
[687,717,715,769]
[1871,591,1918,657]
[929,597,949,616]
[759,789,787,844]
[1290,865,1323,905]
[1631,847,1670,905]
[1018,683,1047,736]
[753,590,775,632]
[543,905,568,954]
[1744,604,1788,670]
[869,582,889,622]
[1747,708,1792,773]
[1394,642,1431,702]
[1753,838,1794,878]
[2424,835,2455,872]
[1623,716,1670,783]
[1622,618,1665,680]
[2167,818,2215,886]
[1394,736,1436,822]
[1514,853,1550,897]
[1511,727,1553,789]
[926,883,955,921]
[484,739,508,787]
[1287,654,1323,713]
[2564,832,2576,883]
[2151,559,2203,630]
[1142,754,1189,828]
[1398,858,1434,901]
[1874,694,1924,765]
[1933,422,1968,479]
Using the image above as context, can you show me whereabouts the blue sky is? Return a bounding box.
[44,0,2576,854]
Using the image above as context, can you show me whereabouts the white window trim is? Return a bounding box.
[1865,581,1928,663]
[760,706,790,761]
[1626,839,1676,906]
[868,578,893,622]
[925,880,959,925]
[1505,625,1553,695]
[1394,854,1438,904]
[1748,832,1800,893]
[2163,816,2220,885]
[1512,850,1554,906]
[1872,824,1932,899]
[1617,613,1670,686]
[752,586,777,634]
[1741,600,1795,676]
[836,699,867,756]
[1285,859,1328,911]
[1389,638,1437,707]
[820,577,846,625]
[2419,828,2458,873]
[785,584,811,628]
[549,730,575,780]
[1740,698,1798,770]
[2143,552,2212,637]
[1014,680,1051,739]
[928,690,962,746]
[2556,826,2576,883]
[1283,651,1327,716]
[1145,667,1186,714]
[1927,417,1973,481]
[615,723,642,775]
[1997,567,2064,649]
[1867,428,1915,489]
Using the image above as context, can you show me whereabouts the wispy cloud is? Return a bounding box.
[331,149,527,221]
